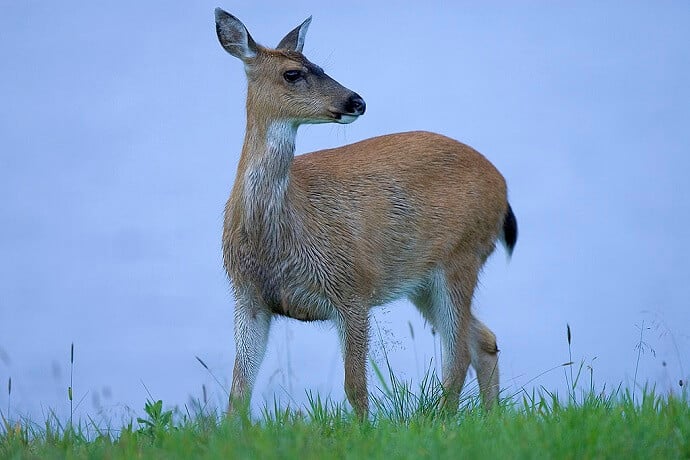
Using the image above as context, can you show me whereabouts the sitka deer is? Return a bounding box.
[214,8,517,418]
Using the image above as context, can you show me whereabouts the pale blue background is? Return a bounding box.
[1,1,688,422]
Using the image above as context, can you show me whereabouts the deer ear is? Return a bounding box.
[215,8,258,60]
[276,16,312,52]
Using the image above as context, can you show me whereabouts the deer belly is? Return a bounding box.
[229,240,338,321]
[268,282,334,322]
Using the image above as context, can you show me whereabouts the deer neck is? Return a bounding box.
[236,117,298,230]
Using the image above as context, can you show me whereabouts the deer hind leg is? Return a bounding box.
[228,291,272,414]
[470,316,500,409]
[410,267,473,412]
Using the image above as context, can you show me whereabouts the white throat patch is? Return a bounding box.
[242,121,297,229]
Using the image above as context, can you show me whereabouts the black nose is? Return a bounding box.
[345,93,366,115]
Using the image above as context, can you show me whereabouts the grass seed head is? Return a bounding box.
[195,356,209,370]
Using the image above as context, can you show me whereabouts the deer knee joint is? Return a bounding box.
[480,327,499,354]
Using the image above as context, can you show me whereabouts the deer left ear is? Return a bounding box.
[215,8,258,61]
[276,16,312,52]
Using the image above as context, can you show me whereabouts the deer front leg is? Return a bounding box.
[337,310,370,420]
[228,293,271,414]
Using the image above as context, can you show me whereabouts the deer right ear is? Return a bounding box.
[215,8,258,60]
[276,16,312,53]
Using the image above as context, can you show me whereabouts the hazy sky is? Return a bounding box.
[1,1,689,422]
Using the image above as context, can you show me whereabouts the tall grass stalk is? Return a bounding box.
[564,324,586,403]
[632,321,651,403]
[195,356,230,400]
[6,377,10,424]
[566,324,573,392]
[69,343,74,428]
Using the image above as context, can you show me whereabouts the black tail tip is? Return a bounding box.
[503,204,518,256]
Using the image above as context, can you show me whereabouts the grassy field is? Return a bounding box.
[2,382,688,459]
[2,329,688,459]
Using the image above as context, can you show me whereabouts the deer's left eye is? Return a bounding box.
[283,70,304,83]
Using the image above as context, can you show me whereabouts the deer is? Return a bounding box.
[214,7,517,419]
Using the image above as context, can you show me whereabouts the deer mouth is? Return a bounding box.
[330,111,360,124]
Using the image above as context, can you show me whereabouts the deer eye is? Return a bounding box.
[283,70,304,83]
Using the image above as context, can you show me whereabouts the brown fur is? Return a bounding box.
[214,8,512,418]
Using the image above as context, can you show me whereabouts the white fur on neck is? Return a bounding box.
[243,120,297,230]
[265,120,297,155]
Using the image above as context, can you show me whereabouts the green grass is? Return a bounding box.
[2,325,688,458]
[2,384,689,459]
